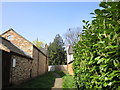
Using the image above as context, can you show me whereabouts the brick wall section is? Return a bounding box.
[1,30,33,57]
[67,63,74,75]
[10,54,32,85]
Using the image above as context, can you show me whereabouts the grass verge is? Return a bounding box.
[14,71,56,88]
[54,71,66,77]
[54,71,76,89]
[9,71,76,89]
[62,74,76,89]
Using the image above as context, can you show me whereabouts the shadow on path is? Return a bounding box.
[51,72,65,90]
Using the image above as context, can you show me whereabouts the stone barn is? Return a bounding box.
[0,37,33,87]
[1,28,48,87]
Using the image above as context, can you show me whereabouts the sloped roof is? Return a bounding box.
[1,28,48,56]
[0,37,33,59]
[1,28,33,45]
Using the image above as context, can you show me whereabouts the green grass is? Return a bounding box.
[53,71,76,89]
[62,74,76,89]
[14,71,56,88]
[54,71,66,77]
[10,71,76,89]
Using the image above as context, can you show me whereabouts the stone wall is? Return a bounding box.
[38,52,44,75]
[32,47,48,78]
[10,54,32,85]
[38,52,48,75]
[48,64,73,75]
[1,29,48,85]
[48,65,67,72]
[67,63,74,75]
[32,47,39,77]
[1,30,33,57]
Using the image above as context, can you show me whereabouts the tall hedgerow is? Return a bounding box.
[73,1,120,89]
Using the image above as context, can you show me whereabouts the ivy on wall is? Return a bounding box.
[73,1,120,89]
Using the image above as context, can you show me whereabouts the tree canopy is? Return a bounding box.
[32,38,45,48]
[48,34,67,65]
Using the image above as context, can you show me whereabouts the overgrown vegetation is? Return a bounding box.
[73,1,120,89]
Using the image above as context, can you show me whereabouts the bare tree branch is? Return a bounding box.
[63,27,82,46]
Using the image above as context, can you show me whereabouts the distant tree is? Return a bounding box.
[64,27,82,46]
[48,34,67,65]
[32,38,45,48]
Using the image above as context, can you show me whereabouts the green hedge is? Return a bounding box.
[73,1,120,89]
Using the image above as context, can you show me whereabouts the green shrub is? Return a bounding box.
[73,1,120,89]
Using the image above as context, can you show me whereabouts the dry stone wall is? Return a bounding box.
[10,54,32,85]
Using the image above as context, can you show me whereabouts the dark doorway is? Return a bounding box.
[2,50,11,88]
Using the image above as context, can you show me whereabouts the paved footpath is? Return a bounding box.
[51,72,63,90]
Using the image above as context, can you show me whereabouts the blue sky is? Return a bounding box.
[1,2,100,44]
